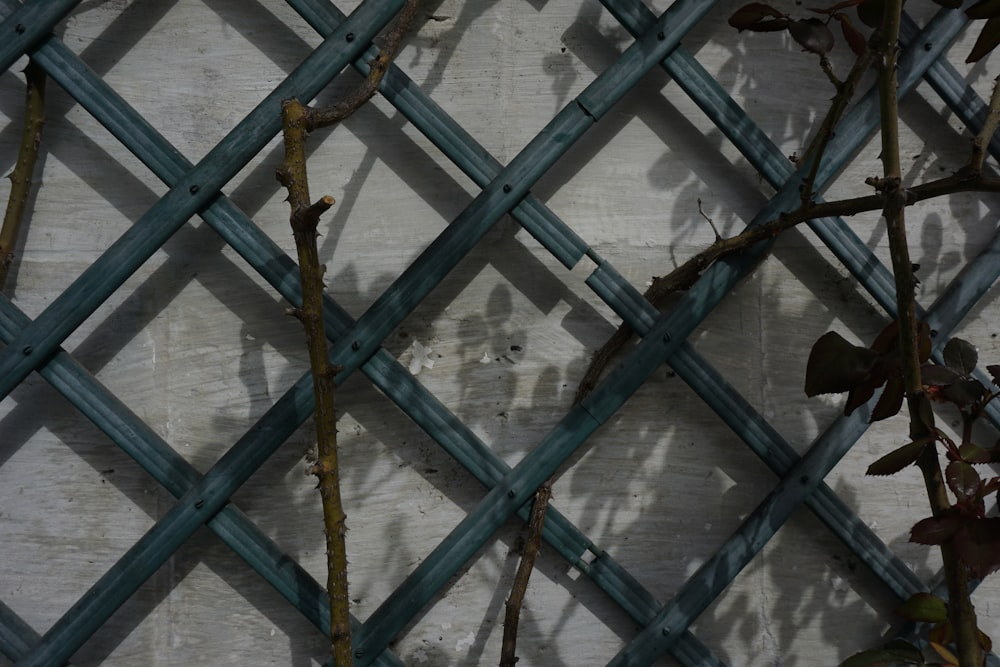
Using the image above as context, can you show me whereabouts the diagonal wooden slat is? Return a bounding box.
[1,0,998,665]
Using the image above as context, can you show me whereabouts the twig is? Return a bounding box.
[800,43,874,205]
[969,75,1000,174]
[697,198,722,242]
[499,478,553,667]
[573,166,1000,404]
[276,3,417,664]
[875,2,980,665]
[1,60,46,292]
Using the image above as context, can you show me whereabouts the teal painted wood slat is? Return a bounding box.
[352,404,603,665]
[12,22,716,663]
[0,0,407,404]
[0,600,38,662]
[0,296,404,667]
[0,0,80,71]
[586,259,927,602]
[601,0,967,325]
[13,357,329,667]
[290,0,591,269]
[305,0,714,384]
[591,10,978,666]
[606,407,874,666]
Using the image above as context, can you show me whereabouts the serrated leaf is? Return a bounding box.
[871,320,899,354]
[921,363,961,386]
[845,379,878,416]
[946,461,981,501]
[788,17,835,54]
[838,639,925,667]
[895,592,948,623]
[942,378,987,410]
[805,331,879,397]
[729,2,789,30]
[959,442,992,464]
[943,338,978,375]
[867,438,931,476]
[871,374,905,422]
[967,15,1000,62]
[910,513,962,545]
[987,364,1000,387]
[954,518,1000,578]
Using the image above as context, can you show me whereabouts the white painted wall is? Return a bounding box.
[1,0,999,665]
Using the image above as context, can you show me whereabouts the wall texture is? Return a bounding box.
[1,0,999,665]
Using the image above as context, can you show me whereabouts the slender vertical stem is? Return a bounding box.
[876,3,979,665]
[274,7,417,662]
[1,59,46,292]
[500,478,553,667]
[279,97,352,666]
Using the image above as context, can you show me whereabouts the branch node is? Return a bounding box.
[697,198,723,242]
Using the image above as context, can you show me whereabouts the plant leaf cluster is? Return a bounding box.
[804,320,931,421]
[840,593,993,665]
[806,328,1000,580]
[730,1,1000,62]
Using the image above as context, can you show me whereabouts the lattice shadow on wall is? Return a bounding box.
[1,0,999,665]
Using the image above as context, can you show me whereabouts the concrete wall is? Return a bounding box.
[1,0,999,665]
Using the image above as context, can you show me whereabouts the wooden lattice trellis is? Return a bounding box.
[1,0,1000,665]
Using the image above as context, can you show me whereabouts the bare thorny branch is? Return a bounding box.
[573,58,1000,409]
[506,28,1000,665]
[1,60,45,293]
[276,3,417,664]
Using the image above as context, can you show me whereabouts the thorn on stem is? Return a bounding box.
[697,198,723,242]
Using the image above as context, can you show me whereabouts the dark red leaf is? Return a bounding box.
[967,15,1000,62]
[871,373,905,422]
[834,13,868,56]
[959,442,992,464]
[946,460,981,501]
[857,0,884,28]
[789,18,836,54]
[870,320,899,354]
[811,0,866,13]
[953,518,1000,578]
[805,331,879,397]
[943,338,978,375]
[910,513,962,545]
[729,3,789,30]
[967,0,1000,20]
[921,363,961,386]
[845,381,877,415]
[942,378,988,410]
[895,592,949,623]
[867,438,931,476]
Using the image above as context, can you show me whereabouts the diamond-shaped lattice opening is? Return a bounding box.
[688,508,903,665]
[0,380,158,628]
[5,0,1000,664]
